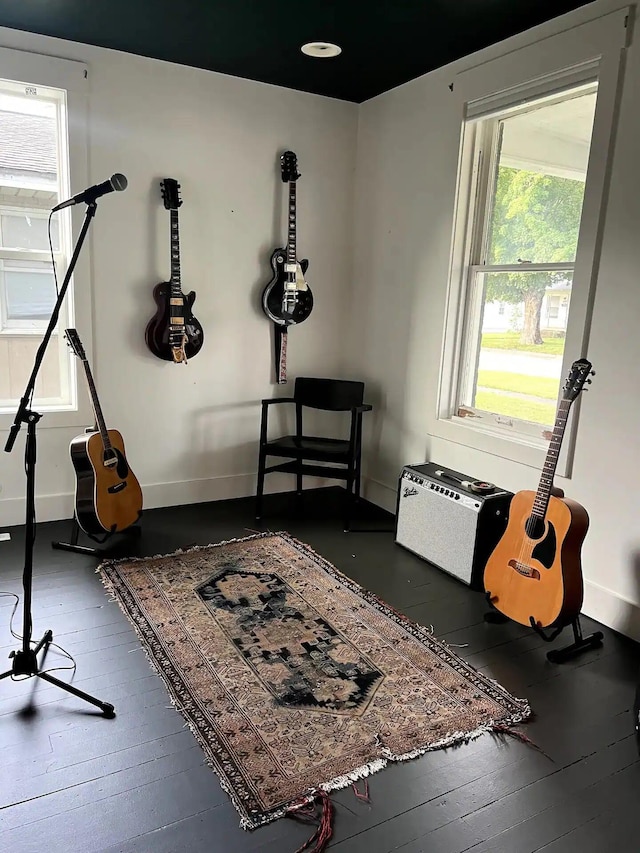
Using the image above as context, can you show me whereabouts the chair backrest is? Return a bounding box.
[294,377,364,411]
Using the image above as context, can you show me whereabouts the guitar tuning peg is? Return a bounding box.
[590,370,596,376]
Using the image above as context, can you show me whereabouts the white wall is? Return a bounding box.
[0,27,357,526]
[351,0,640,639]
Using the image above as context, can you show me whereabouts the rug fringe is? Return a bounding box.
[288,791,334,853]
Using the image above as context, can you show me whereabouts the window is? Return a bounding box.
[454,84,597,436]
[0,76,75,412]
[437,8,628,470]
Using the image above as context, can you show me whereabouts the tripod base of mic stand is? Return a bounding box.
[0,630,115,717]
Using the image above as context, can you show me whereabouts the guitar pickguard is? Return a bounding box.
[103,447,130,480]
[531,521,557,569]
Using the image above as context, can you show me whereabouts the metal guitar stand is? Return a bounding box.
[52,514,142,557]
[1,200,115,717]
[484,591,603,663]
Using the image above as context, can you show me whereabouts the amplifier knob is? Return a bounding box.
[455,494,460,500]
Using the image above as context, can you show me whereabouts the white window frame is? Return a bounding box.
[436,8,631,476]
[0,47,93,429]
[455,80,596,442]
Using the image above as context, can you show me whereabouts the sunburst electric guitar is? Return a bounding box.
[262,150,313,383]
[66,329,143,535]
[483,358,595,630]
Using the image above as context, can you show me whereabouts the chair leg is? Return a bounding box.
[344,466,356,532]
[354,454,362,503]
[296,461,303,497]
[256,452,266,520]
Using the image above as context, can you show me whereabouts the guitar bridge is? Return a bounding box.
[107,482,127,494]
[508,559,541,580]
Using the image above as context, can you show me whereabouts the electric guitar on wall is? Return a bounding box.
[262,151,313,383]
[66,329,143,536]
[483,358,595,630]
[145,178,204,364]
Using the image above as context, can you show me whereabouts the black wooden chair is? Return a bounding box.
[255,377,372,531]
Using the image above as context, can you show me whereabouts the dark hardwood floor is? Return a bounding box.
[1,487,638,853]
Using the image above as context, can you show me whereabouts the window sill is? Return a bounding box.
[430,414,572,476]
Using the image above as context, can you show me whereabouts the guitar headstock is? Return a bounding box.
[65,328,87,361]
[161,178,182,210]
[562,358,595,402]
[281,151,300,183]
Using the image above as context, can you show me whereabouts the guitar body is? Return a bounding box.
[262,248,313,325]
[483,490,588,629]
[145,281,204,361]
[70,429,143,535]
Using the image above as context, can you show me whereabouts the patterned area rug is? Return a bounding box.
[99,532,530,831]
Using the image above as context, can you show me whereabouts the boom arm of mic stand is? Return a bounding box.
[4,201,98,454]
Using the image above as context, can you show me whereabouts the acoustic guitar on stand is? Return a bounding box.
[66,329,143,536]
[145,178,204,364]
[483,358,595,630]
[262,150,313,383]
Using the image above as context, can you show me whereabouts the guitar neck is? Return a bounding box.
[286,180,296,264]
[532,398,571,519]
[170,209,181,294]
[80,359,112,452]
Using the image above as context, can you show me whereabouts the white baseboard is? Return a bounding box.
[362,476,397,516]
[1,492,75,528]
[0,472,330,529]
[582,579,640,644]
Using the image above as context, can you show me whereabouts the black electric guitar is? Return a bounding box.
[145,178,204,364]
[66,329,143,535]
[262,151,313,382]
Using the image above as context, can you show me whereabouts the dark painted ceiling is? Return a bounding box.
[0,1,591,102]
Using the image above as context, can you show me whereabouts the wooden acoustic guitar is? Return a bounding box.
[262,151,313,382]
[483,358,595,630]
[144,178,204,364]
[66,329,143,535]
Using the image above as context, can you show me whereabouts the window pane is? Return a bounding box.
[1,212,59,250]
[3,261,57,320]
[462,270,573,427]
[0,93,58,193]
[486,89,597,265]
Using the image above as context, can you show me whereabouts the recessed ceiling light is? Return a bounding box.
[301,42,342,59]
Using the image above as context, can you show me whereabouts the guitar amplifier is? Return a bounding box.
[395,462,513,589]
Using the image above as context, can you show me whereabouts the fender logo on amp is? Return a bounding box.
[403,486,419,498]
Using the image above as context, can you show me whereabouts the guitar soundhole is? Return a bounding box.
[525,515,546,540]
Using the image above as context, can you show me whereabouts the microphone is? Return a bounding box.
[52,173,128,212]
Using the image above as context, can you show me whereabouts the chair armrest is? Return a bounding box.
[352,404,373,414]
[261,397,295,406]
[259,397,295,446]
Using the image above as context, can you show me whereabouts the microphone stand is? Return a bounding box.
[0,200,115,717]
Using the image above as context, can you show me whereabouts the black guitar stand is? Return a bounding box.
[1,199,115,717]
[484,591,604,663]
[52,514,142,557]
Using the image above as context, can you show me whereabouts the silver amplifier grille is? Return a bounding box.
[395,471,483,584]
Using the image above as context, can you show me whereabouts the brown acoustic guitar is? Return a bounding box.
[483,358,594,630]
[66,329,143,536]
